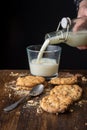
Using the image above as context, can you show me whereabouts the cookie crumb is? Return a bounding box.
[70,109,74,113]
[82,76,87,82]
[9,93,11,98]
[27,100,39,106]
[78,100,83,107]
[10,72,19,76]
[85,123,87,126]
[56,112,59,115]
[16,111,20,116]
[37,106,43,114]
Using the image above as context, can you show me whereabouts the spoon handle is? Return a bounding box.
[3,95,30,112]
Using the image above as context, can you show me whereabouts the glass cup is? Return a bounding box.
[26,45,62,79]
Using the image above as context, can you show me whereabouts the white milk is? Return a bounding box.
[32,30,87,77]
[66,31,87,47]
[30,58,59,77]
[37,39,50,62]
[37,30,87,63]
[49,31,87,47]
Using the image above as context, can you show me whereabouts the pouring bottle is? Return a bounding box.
[45,17,87,47]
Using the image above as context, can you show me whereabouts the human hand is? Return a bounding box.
[76,0,87,50]
[77,0,87,17]
[73,16,87,32]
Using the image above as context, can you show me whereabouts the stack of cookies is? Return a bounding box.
[15,73,83,114]
[40,74,82,113]
[16,75,45,90]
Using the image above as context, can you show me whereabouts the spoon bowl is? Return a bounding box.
[29,84,44,96]
[3,84,44,112]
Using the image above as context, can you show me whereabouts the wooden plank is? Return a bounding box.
[0,70,87,130]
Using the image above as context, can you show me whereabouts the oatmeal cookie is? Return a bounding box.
[49,76,78,85]
[40,94,72,113]
[40,84,82,113]
[50,85,82,101]
[16,75,45,90]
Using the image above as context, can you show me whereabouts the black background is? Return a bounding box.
[1,0,87,69]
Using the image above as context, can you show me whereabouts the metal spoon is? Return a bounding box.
[3,84,44,112]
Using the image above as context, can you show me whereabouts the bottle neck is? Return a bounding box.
[45,17,71,44]
[48,31,68,44]
[45,29,69,45]
[45,17,87,47]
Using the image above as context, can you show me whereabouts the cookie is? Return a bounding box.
[49,76,78,85]
[50,85,82,101]
[40,84,82,113]
[40,94,72,113]
[16,75,45,90]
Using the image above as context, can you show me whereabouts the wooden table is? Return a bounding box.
[0,70,87,130]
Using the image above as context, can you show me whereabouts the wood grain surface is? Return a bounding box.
[0,70,87,130]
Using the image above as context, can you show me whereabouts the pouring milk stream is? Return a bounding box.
[37,17,87,61]
[30,17,87,77]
